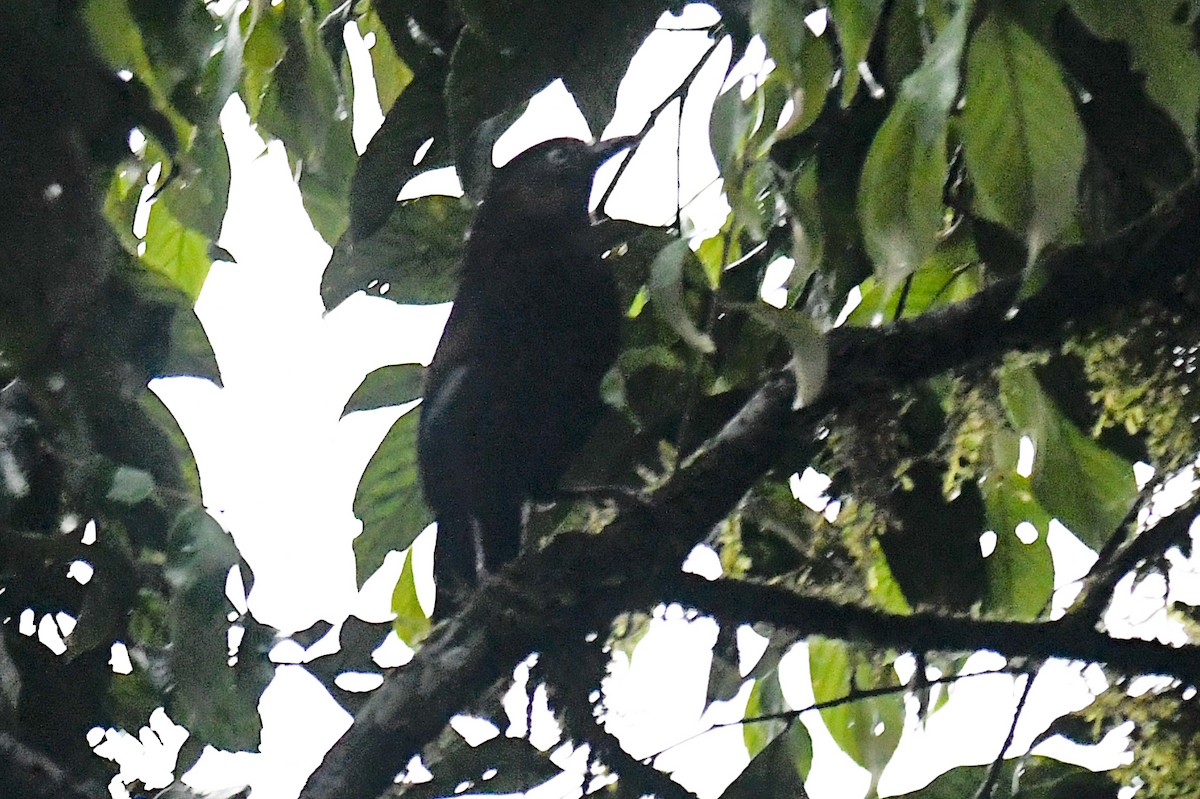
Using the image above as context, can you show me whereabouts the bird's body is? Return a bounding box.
[417,137,632,608]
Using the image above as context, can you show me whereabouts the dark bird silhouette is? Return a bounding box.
[418,136,636,612]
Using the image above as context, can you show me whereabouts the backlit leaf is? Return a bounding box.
[961,13,1085,260]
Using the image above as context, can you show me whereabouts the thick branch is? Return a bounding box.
[670,576,1200,684]
[302,181,1200,799]
[0,731,107,799]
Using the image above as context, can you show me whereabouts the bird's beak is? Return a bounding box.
[589,135,640,168]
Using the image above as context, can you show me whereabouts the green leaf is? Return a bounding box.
[258,2,355,243]
[748,305,828,408]
[324,195,471,311]
[107,466,156,505]
[163,306,222,385]
[446,28,556,198]
[560,5,661,134]
[353,409,433,587]
[356,6,413,113]
[724,722,812,799]
[141,391,202,500]
[142,201,212,301]
[961,12,1085,260]
[751,0,811,86]
[709,87,753,178]
[1069,0,1200,141]
[259,4,340,160]
[744,669,790,757]
[786,33,834,138]
[744,16,830,141]
[81,0,194,147]
[299,114,357,244]
[390,548,430,647]
[400,735,563,799]
[166,507,264,751]
[342,364,426,417]
[647,239,715,354]
[127,0,219,100]
[893,755,1119,799]
[982,466,1054,620]
[348,72,451,240]
[829,0,886,105]
[847,224,981,323]
[809,637,903,786]
[113,255,221,384]
[240,4,287,121]
[858,0,968,287]
[1000,365,1136,549]
[162,128,231,243]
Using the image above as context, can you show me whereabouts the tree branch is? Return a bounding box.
[0,731,108,799]
[1070,489,1200,625]
[540,640,698,799]
[670,576,1200,684]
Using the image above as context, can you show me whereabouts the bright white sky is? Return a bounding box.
[90,5,1200,798]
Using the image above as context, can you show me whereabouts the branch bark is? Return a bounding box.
[0,731,108,799]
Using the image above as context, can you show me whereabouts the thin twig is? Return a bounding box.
[597,38,723,214]
[644,666,1018,762]
[973,670,1036,799]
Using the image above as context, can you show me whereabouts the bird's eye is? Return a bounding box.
[546,148,570,166]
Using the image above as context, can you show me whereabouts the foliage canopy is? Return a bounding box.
[2,1,1200,798]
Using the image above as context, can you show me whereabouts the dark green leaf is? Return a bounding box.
[353,409,432,587]
[894,755,1118,799]
[349,72,450,240]
[1069,0,1200,140]
[402,734,563,798]
[961,12,1085,260]
[107,465,156,505]
[258,2,355,243]
[163,306,222,385]
[446,28,556,197]
[127,0,219,98]
[342,364,426,417]
[709,86,753,177]
[828,0,886,106]
[324,195,471,311]
[1000,365,1136,550]
[162,128,231,243]
[882,459,988,611]
[707,624,745,704]
[647,239,715,354]
[165,507,263,751]
[724,722,812,799]
[560,5,660,133]
[748,305,828,408]
[139,390,202,500]
[858,0,967,286]
[299,114,357,244]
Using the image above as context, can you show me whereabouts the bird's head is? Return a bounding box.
[480,136,638,223]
